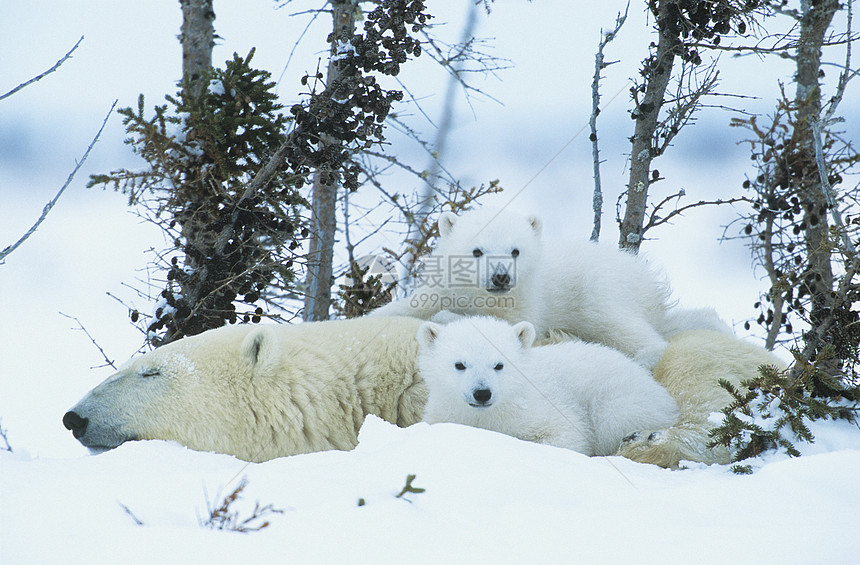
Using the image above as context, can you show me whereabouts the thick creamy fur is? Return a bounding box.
[64,317,427,462]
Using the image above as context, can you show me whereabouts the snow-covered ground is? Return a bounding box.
[3,2,860,563]
[3,415,860,564]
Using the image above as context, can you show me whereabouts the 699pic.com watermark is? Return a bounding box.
[408,254,518,309]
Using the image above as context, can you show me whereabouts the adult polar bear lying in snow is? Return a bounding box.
[63,315,783,467]
[417,316,680,456]
[372,207,726,368]
[63,316,427,462]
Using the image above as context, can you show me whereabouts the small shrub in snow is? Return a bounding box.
[200,477,284,534]
[709,351,860,465]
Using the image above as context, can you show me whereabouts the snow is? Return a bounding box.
[208,79,225,96]
[3,415,860,564]
[331,40,357,63]
[2,1,860,562]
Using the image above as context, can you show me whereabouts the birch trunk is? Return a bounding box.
[303,0,356,321]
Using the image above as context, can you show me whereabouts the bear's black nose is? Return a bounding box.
[491,273,511,289]
[472,388,492,404]
[63,411,89,439]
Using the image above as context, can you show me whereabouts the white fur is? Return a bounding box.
[417,316,680,456]
[64,317,427,462]
[616,329,787,467]
[373,207,722,368]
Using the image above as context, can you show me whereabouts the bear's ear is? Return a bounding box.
[241,326,278,371]
[526,214,542,235]
[416,321,442,349]
[438,212,457,238]
[512,321,536,349]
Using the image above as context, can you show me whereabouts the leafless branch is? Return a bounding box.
[590,2,629,242]
[0,36,83,101]
[656,60,720,156]
[641,189,750,234]
[118,502,145,526]
[811,117,856,256]
[274,3,326,92]
[59,312,117,370]
[0,100,116,264]
[823,0,856,123]
[0,419,12,452]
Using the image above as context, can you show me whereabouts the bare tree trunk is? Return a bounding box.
[793,0,840,374]
[162,0,215,344]
[303,0,356,321]
[618,0,677,252]
[179,0,215,97]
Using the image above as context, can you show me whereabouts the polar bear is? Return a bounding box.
[416,316,680,456]
[615,329,787,467]
[62,316,427,462]
[373,207,724,368]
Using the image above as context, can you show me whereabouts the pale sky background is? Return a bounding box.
[1,0,857,456]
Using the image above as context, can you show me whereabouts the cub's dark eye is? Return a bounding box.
[472,248,483,258]
[511,249,519,258]
[141,369,160,378]
[455,362,466,371]
[494,363,504,371]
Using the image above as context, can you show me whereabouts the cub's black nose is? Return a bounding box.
[472,388,492,404]
[491,273,511,288]
[63,411,89,439]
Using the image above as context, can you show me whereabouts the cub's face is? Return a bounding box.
[435,210,542,294]
[417,318,536,410]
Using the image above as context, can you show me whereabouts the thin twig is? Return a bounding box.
[823,0,855,123]
[59,312,117,370]
[590,3,628,242]
[643,191,749,233]
[0,100,117,263]
[0,36,84,101]
[118,502,145,526]
[810,117,856,256]
[0,419,12,452]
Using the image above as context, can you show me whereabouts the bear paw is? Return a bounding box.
[621,429,665,446]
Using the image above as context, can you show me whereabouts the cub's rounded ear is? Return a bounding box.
[526,215,542,235]
[417,321,443,349]
[241,326,278,371]
[438,212,458,238]
[512,321,536,349]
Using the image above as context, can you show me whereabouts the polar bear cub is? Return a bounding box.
[417,316,680,456]
[374,207,707,368]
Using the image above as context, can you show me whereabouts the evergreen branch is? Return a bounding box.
[0,36,83,101]
[0,100,116,264]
